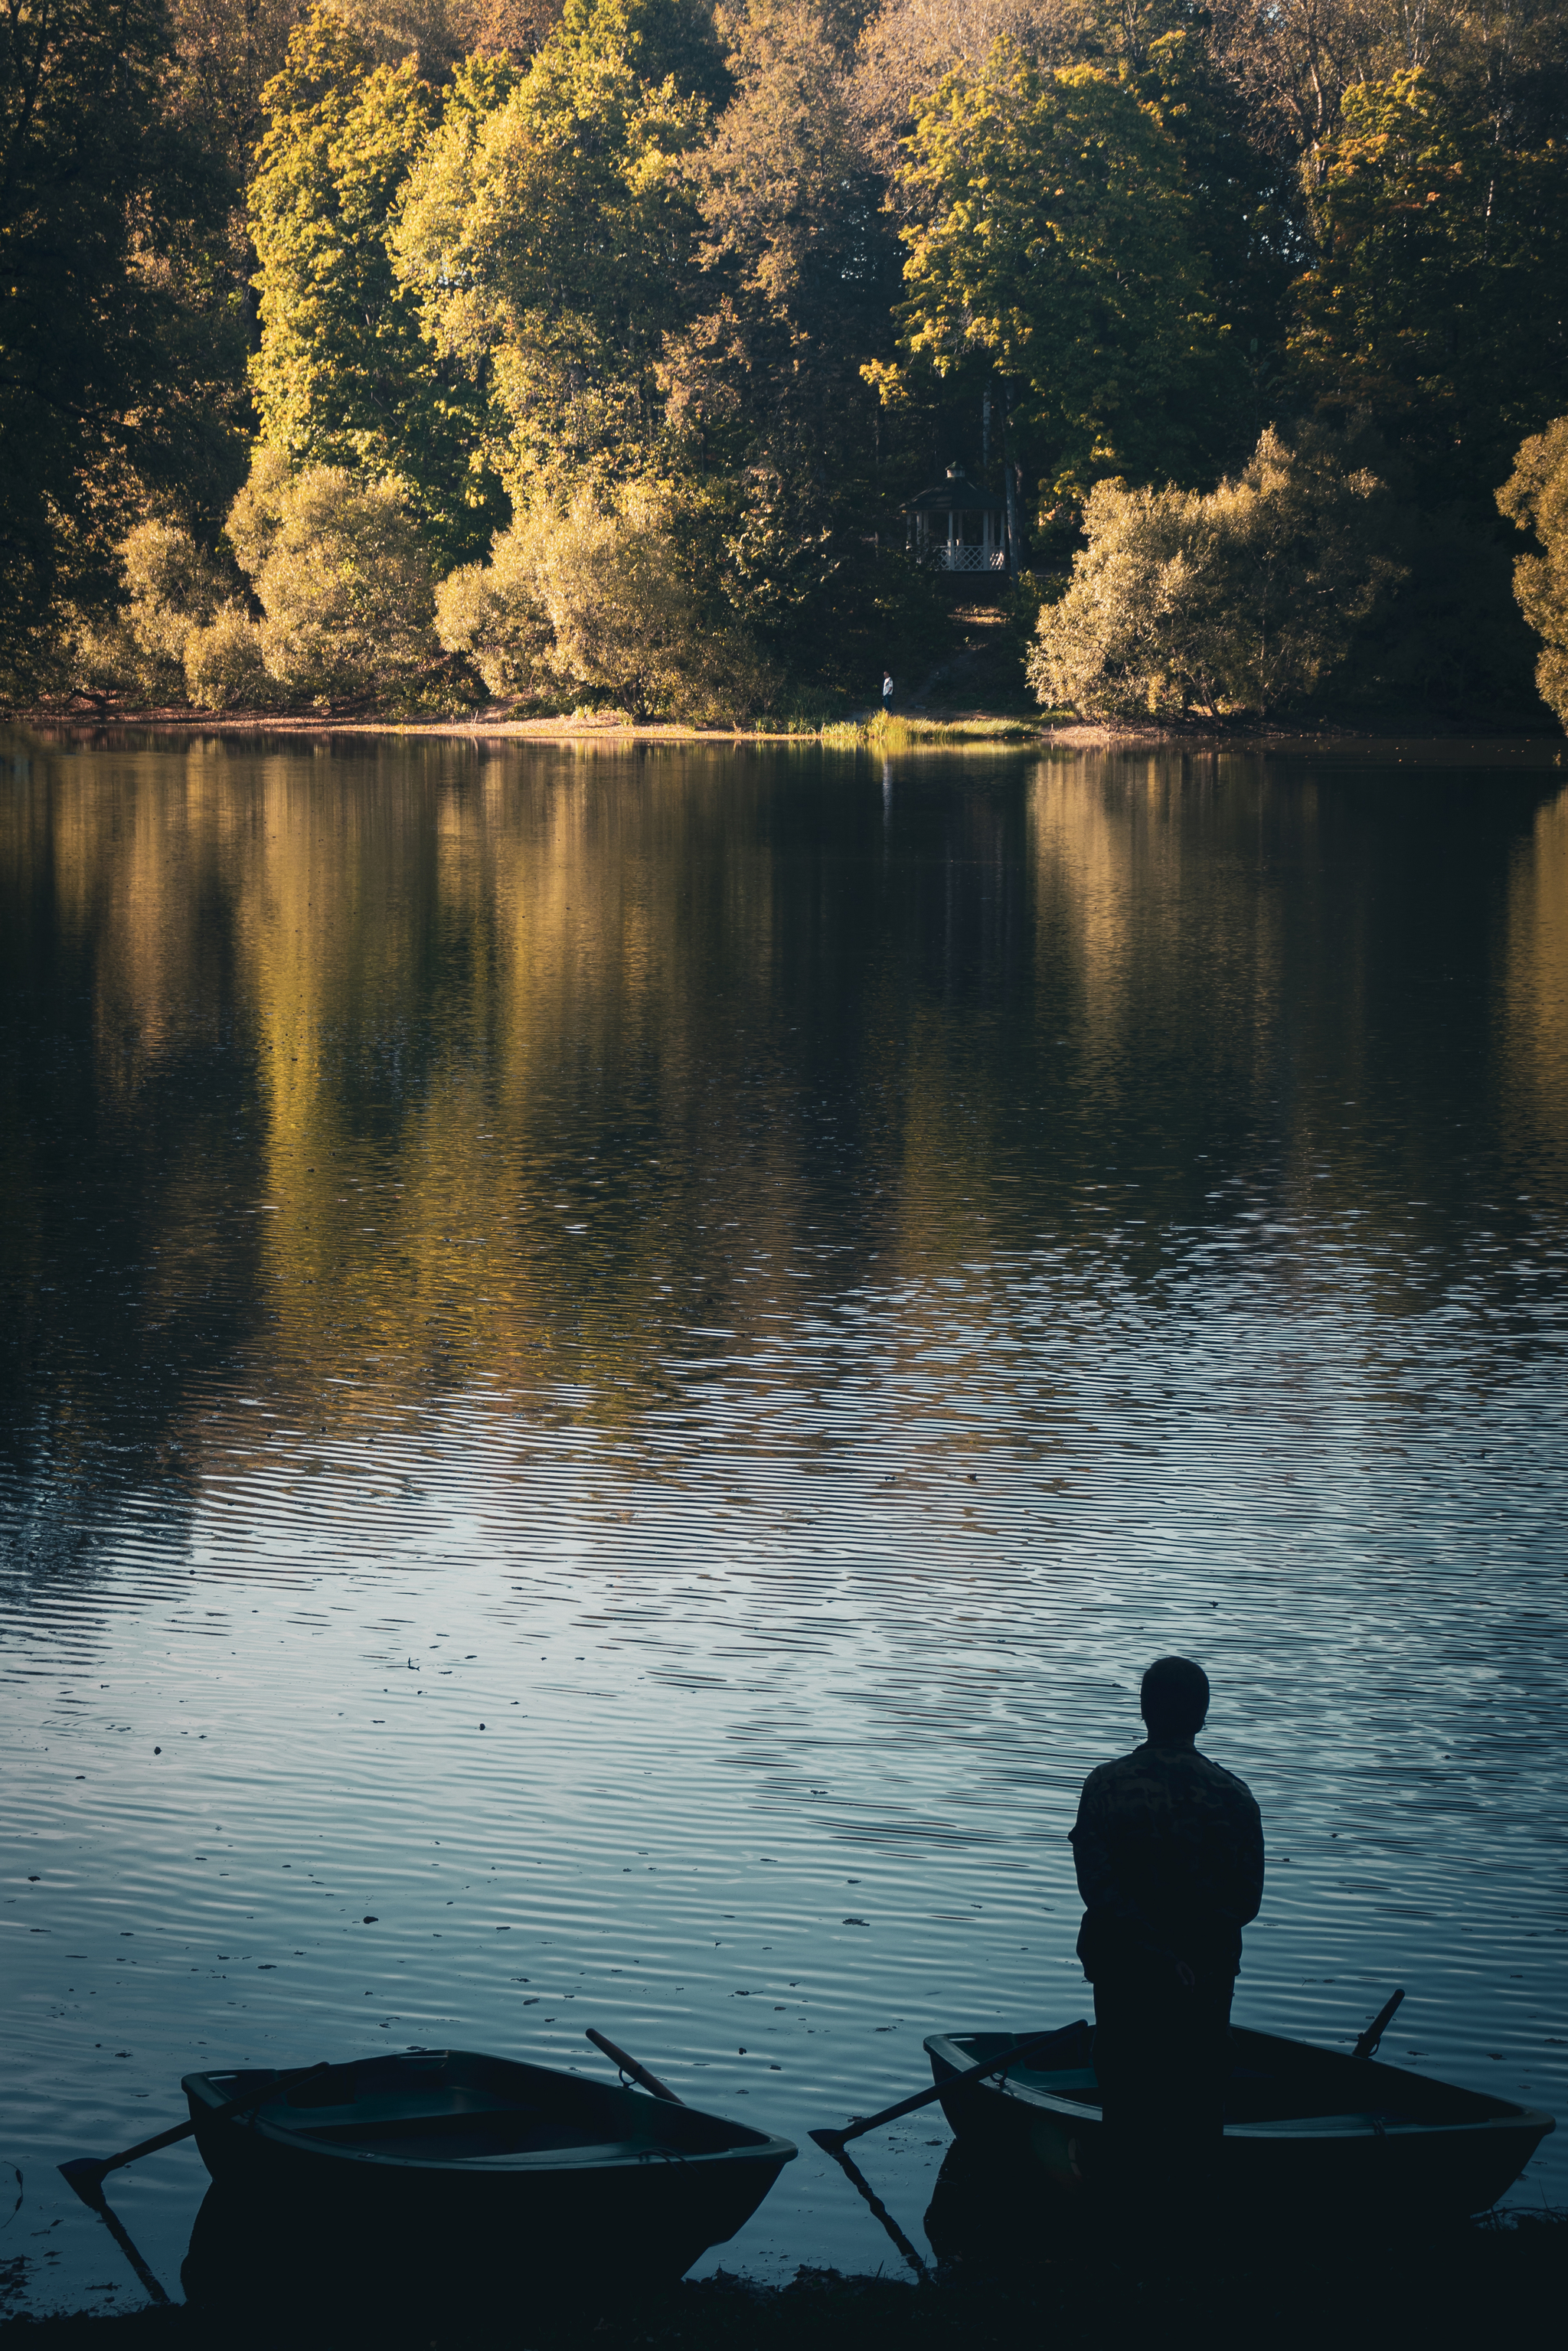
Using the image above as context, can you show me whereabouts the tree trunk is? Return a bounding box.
[1002,384,1020,580]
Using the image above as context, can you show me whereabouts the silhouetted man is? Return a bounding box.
[1070,1656,1263,2213]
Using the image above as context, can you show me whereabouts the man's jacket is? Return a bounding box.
[1070,1738,1264,1983]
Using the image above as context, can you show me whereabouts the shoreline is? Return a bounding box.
[4,704,1565,758]
[3,2213,1562,2348]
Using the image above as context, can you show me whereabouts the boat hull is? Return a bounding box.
[925,2024,1554,2218]
[182,2049,794,2284]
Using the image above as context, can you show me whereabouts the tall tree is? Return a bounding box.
[171,0,312,177]
[247,5,507,563]
[1288,67,1568,504]
[392,0,710,498]
[0,0,246,696]
[1498,415,1568,729]
[666,0,924,673]
[890,47,1225,504]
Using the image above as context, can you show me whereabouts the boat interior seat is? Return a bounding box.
[292,2115,658,2160]
[277,2087,520,2127]
[259,2095,752,2163]
[1005,2062,1472,2130]
[1226,2111,1427,2137]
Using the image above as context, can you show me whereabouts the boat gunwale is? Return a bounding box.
[183,2052,798,2176]
[922,2030,1557,2146]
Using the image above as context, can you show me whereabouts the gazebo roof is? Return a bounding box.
[904,464,1005,516]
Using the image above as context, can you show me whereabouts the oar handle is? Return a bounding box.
[60,2061,332,2190]
[586,2028,684,2104]
[60,2118,198,2188]
[1352,1988,1405,2062]
[812,2029,1065,2152]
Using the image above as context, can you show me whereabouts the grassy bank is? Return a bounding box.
[816,713,1040,748]
[9,700,1050,746]
[3,2214,1561,2351]
[12,697,1563,753]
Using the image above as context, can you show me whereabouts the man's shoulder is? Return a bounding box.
[1188,1748,1262,1820]
[1077,1745,1161,1807]
[1080,1743,1259,1810]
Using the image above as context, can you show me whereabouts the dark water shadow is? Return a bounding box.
[178,2175,734,2336]
[923,2138,1078,2278]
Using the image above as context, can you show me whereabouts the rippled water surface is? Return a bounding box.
[2,730,1566,2313]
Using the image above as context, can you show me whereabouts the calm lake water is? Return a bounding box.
[2,729,1566,2314]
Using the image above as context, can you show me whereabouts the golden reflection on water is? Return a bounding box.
[5,736,1566,1493]
[1506,780,1568,1159]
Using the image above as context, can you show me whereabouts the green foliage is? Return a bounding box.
[1134,29,1294,473]
[1289,70,1568,508]
[185,605,276,710]
[436,488,779,718]
[248,7,508,565]
[0,0,249,699]
[891,47,1223,504]
[665,2,937,687]
[1029,425,1403,720]
[1498,417,1568,732]
[122,521,237,689]
[13,0,1565,721]
[394,0,710,497]
[227,448,439,697]
[64,516,243,705]
[434,531,556,700]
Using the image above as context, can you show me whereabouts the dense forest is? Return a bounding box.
[2,0,1566,725]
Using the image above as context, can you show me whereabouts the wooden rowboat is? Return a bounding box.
[925,2023,1554,2216]
[181,2048,795,2282]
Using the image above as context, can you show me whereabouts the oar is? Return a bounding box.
[810,2031,1063,2155]
[58,2060,331,2199]
[586,2028,684,2104]
[58,2173,172,2307]
[1352,1987,1405,2062]
[818,2136,929,2280]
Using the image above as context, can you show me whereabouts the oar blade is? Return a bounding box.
[57,2157,108,2202]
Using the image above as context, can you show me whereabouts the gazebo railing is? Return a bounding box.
[933,545,1008,573]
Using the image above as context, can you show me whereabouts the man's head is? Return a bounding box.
[1140,1654,1209,1739]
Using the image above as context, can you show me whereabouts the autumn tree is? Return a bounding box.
[1289,69,1568,506]
[436,485,778,716]
[71,518,240,702]
[170,0,313,178]
[1029,422,1402,717]
[888,48,1227,507]
[227,446,441,695]
[0,0,248,697]
[1498,416,1568,730]
[1271,58,1568,717]
[247,7,508,564]
[663,0,947,683]
[1207,0,1568,173]
[392,0,710,498]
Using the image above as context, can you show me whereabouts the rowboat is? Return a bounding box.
[924,2023,1554,2215]
[181,2048,795,2282]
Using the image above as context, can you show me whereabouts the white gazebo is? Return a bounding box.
[904,465,1008,573]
